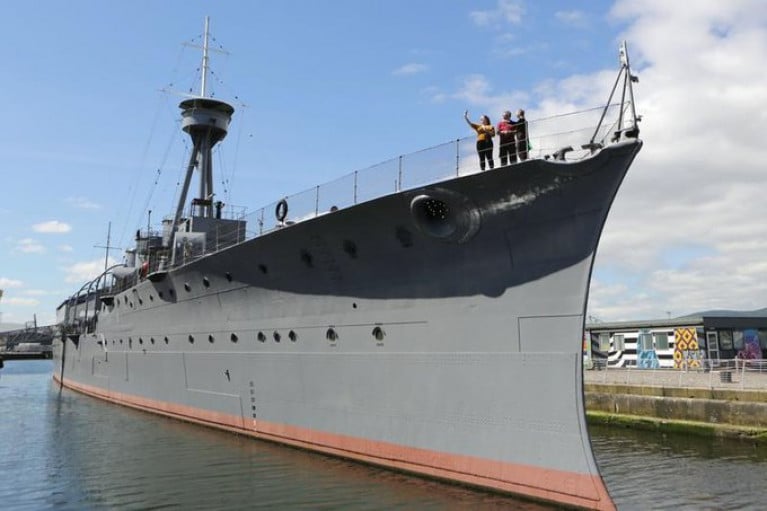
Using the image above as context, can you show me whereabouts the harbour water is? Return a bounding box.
[2,360,766,510]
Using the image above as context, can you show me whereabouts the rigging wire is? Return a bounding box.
[115,42,190,250]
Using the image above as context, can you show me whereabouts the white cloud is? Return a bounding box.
[3,296,40,306]
[16,238,45,254]
[0,277,23,288]
[555,10,589,28]
[66,196,101,210]
[63,258,113,284]
[58,244,74,253]
[33,220,72,233]
[23,289,55,296]
[470,0,524,27]
[583,0,767,319]
[392,63,428,76]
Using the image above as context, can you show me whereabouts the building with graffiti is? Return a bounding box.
[584,309,767,369]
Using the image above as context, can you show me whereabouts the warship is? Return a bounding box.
[54,20,642,510]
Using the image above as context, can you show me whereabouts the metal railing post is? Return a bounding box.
[353,171,358,205]
[315,185,320,217]
[455,139,460,176]
[397,155,403,192]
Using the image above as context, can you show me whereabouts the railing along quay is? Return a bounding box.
[584,359,767,391]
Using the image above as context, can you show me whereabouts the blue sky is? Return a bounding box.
[2,0,766,326]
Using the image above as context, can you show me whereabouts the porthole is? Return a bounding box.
[169,289,175,297]
[208,334,215,343]
[129,302,134,308]
[203,277,210,288]
[230,333,239,343]
[343,240,358,258]
[273,331,281,342]
[150,337,155,344]
[159,291,164,299]
[124,296,128,304]
[184,283,191,292]
[188,335,195,344]
[300,250,313,268]
[326,328,338,341]
[225,272,233,282]
[119,339,123,344]
[139,338,144,345]
[129,338,133,348]
[257,331,266,342]
[149,294,154,301]
[258,264,268,274]
[138,298,143,305]
[164,336,169,344]
[288,330,297,342]
[352,303,357,309]
[372,326,385,341]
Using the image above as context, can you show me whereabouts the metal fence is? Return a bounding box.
[199,103,631,244]
[584,359,767,391]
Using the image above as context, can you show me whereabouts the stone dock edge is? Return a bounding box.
[584,383,767,444]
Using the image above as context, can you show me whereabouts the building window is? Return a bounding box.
[599,333,610,352]
[638,332,653,351]
[654,332,670,350]
[733,330,744,350]
[614,334,625,351]
[720,330,734,350]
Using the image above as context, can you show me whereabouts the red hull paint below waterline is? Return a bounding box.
[54,374,615,510]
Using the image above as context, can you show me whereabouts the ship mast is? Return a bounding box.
[172,16,234,229]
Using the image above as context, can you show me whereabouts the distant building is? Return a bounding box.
[585,309,767,369]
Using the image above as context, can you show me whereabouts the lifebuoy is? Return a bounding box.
[275,199,288,222]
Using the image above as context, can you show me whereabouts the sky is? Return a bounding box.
[1,0,766,327]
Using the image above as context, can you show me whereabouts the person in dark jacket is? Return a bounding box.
[514,109,529,161]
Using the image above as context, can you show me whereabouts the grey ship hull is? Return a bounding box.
[55,140,641,510]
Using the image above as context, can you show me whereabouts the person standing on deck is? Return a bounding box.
[464,111,495,171]
[496,111,517,167]
[514,109,529,161]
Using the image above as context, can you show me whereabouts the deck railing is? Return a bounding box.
[205,102,633,246]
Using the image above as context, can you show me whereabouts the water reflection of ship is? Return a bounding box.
[54,19,642,511]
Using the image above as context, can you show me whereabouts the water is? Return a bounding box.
[2,361,766,510]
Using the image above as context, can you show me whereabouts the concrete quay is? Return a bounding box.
[584,367,767,442]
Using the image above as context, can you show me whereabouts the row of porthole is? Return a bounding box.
[111,326,386,347]
[116,272,237,310]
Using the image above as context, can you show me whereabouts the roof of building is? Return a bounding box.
[586,307,767,332]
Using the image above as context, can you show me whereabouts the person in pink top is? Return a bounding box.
[496,111,517,166]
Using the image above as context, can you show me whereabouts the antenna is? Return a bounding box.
[201,16,210,97]
[94,222,121,272]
